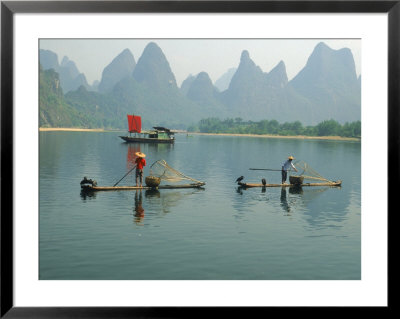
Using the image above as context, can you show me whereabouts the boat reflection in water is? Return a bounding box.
[146,141,174,152]
[125,143,173,176]
[126,144,141,171]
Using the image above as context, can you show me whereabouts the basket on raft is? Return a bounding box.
[289,175,304,185]
[145,176,161,187]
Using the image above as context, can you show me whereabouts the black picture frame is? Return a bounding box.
[1,1,396,317]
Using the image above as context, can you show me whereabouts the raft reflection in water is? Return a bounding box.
[280,186,304,213]
[133,188,204,225]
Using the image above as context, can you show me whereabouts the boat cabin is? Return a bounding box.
[147,127,174,140]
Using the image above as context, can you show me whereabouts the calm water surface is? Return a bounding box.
[39,132,361,280]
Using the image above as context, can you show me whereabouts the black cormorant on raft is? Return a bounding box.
[81,160,205,192]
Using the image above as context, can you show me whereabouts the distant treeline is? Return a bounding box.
[188,118,361,138]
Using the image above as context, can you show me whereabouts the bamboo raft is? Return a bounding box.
[81,182,206,192]
[238,167,342,188]
[81,160,206,192]
[237,180,342,188]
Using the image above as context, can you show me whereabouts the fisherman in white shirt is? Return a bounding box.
[282,156,298,184]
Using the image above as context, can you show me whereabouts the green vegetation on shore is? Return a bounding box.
[188,118,361,138]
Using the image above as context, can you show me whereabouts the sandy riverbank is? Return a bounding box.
[191,132,360,142]
[39,128,120,132]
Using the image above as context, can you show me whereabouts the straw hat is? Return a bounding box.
[288,156,294,160]
[135,152,146,158]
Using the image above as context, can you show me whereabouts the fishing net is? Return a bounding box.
[293,160,336,184]
[149,160,204,185]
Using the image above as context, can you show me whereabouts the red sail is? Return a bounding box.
[127,115,142,133]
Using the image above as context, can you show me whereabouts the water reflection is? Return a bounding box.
[300,187,349,230]
[145,189,161,198]
[236,186,244,195]
[133,190,145,225]
[280,188,290,213]
[236,184,267,194]
[233,184,348,228]
[132,188,204,224]
[280,186,304,214]
[289,186,304,195]
[146,142,174,152]
[80,189,97,200]
[145,189,204,215]
[278,186,351,230]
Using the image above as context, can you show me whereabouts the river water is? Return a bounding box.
[39,132,361,280]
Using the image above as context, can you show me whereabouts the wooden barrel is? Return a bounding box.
[289,175,304,185]
[145,176,161,187]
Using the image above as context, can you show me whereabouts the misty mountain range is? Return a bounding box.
[40,50,95,93]
[39,41,361,129]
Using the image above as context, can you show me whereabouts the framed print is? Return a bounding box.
[1,0,396,317]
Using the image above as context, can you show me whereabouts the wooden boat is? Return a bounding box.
[81,182,205,192]
[120,127,175,143]
[237,180,342,188]
[119,115,175,144]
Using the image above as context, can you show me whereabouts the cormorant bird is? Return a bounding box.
[80,176,97,186]
[235,176,244,183]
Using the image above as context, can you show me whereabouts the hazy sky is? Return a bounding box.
[40,39,361,87]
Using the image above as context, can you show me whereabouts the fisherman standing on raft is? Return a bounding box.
[135,152,146,187]
[282,156,298,184]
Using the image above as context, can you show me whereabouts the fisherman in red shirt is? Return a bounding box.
[135,152,146,187]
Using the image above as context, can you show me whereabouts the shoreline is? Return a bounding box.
[39,128,121,132]
[191,132,360,142]
[39,128,360,141]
